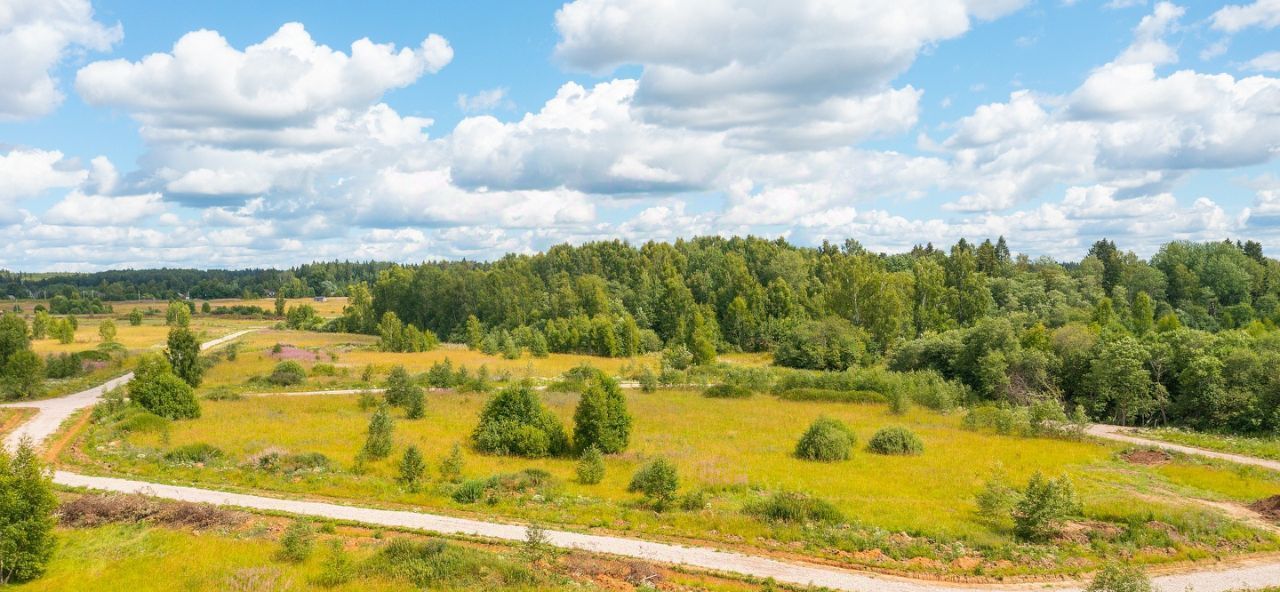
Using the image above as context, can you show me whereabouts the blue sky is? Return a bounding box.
[1,0,1278,271]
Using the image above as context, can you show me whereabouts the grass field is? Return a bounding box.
[1135,427,1280,463]
[19,495,755,592]
[66,386,1280,578]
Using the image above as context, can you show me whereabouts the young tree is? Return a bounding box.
[405,387,426,419]
[0,439,57,584]
[465,314,484,350]
[1,351,43,401]
[98,318,117,343]
[165,300,191,327]
[576,446,605,484]
[439,443,464,482]
[361,404,394,460]
[274,293,286,317]
[0,313,30,366]
[276,520,315,563]
[572,373,631,454]
[30,310,50,339]
[166,327,203,387]
[127,308,143,326]
[398,445,427,492]
[628,457,679,510]
[383,365,415,407]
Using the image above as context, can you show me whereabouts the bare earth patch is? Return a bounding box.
[1249,495,1280,521]
[1121,448,1172,465]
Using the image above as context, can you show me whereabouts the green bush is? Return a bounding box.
[438,443,464,482]
[450,469,557,504]
[361,538,540,589]
[1012,472,1080,542]
[361,405,394,460]
[115,408,171,433]
[164,443,223,464]
[866,426,924,455]
[1085,563,1152,592]
[398,445,427,492]
[744,491,843,524]
[628,458,679,510]
[472,385,569,457]
[267,361,307,386]
[794,416,855,461]
[129,369,200,420]
[777,388,885,403]
[702,384,752,399]
[575,446,605,485]
[310,363,337,376]
[276,520,315,563]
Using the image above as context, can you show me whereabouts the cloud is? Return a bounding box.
[936,2,1280,212]
[76,23,450,133]
[1245,51,1280,72]
[553,0,1026,149]
[43,191,166,225]
[0,148,88,201]
[457,87,512,113]
[1210,0,1280,33]
[0,0,120,120]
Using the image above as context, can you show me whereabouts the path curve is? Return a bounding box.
[0,329,259,451]
[1087,424,1280,472]
[7,335,1280,591]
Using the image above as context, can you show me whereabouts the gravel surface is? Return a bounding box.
[1088,424,1280,472]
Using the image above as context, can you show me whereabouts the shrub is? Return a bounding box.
[702,384,752,399]
[129,365,200,420]
[744,491,843,524]
[628,458,679,510]
[637,366,658,393]
[867,426,924,456]
[0,441,57,584]
[114,408,171,433]
[405,388,426,419]
[451,478,492,504]
[794,416,855,462]
[311,363,337,376]
[362,538,540,589]
[775,388,886,404]
[1086,563,1152,592]
[576,446,605,485]
[361,405,394,460]
[166,326,203,387]
[276,520,315,563]
[450,469,556,505]
[164,443,223,464]
[1012,472,1080,542]
[678,490,708,511]
[267,361,307,386]
[472,385,569,457]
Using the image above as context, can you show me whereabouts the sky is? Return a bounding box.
[1,0,1278,271]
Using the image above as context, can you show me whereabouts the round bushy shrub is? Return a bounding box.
[702,384,752,399]
[129,372,200,420]
[866,426,924,455]
[471,385,569,457]
[794,416,855,462]
[267,360,307,386]
[628,457,679,510]
[576,446,605,485]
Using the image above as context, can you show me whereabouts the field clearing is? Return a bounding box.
[68,387,1280,576]
[29,317,262,356]
[204,329,673,391]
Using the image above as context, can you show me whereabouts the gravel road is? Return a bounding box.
[1087,423,1280,472]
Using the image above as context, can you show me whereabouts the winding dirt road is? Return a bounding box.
[7,332,1280,591]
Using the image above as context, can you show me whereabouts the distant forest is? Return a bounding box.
[8,235,1280,433]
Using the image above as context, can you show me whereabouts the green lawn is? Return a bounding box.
[67,387,1280,578]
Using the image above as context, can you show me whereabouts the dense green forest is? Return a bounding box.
[347,236,1280,434]
[9,235,1280,434]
